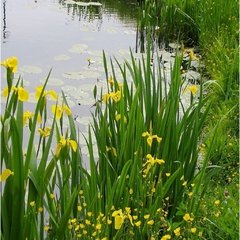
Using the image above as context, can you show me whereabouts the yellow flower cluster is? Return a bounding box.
[1,56,18,73]
[142,154,165,177]
[23,111,42,126]
[35,86,58,100]
[56,136,77,157]
[3,86,29,102]
[38,127,51,137]
[184,85,198,95]
[115,114,127,123]
[161,234,171,240]
[0,169,14,182]
[112,207,133,230]
[142,131,162,147]
[103,90,121,103]
[51,104,71,120]
[183,213,194,222]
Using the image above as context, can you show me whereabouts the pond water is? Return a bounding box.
[1,0,139,112]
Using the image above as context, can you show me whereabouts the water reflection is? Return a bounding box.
[59,0,103,28]
[2,0,8,42]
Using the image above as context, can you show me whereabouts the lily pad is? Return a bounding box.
[54,54,71,61]
[77,97,96,106]
[62,72,85,80]
[69,43,88,54]
[19,65,42,74]
[124,30,136,35]
[40,77,64,86]
[168,43,181,49]
[88,2,102,6]
[68,89,90,99]
[61,85,78,92]
[65,0,77,4]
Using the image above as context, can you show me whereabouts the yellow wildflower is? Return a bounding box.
[129,188,133,195]
[23,111,34,126]
[44,225,50,232]
[96,223,102,230]
[87,212,93,217]
[50,193,55,199]
[174,227,181,236]
[103,90,122,103]
[142,131,162,147]
[51,104,71,120]
[144,214,150,219]
[108,75,114,85]
[112,209,125,230]
[191,227,197,233]
[214,200,220,205]
[77,205,82,212]
[79,223,85,229]
[4,86,29,101]
[38,207,43,213]
[135,221,141,227]
[161,234,171,240]
[182,181,187,187]
[2,87,9,97]
[85,220,91,225]
[185,85,199,95]
[38,127,51,137]
[188,192,193,197]
[115,114,127,123]
[147,220,154,225]
[30,201,36,207]
[17,87,29,101]
[35,86,57,100]
[1,56,18,72]
[56,136,77,157]
[107,219,112,224]
[183,213,194,222]
[142,154,165,177]
[166,173,171,177]
[188,50,199,61]
[0,169,14,182]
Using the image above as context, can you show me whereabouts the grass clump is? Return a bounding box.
[1,40,217,240]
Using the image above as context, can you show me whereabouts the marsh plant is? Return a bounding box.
[0,39,219,240]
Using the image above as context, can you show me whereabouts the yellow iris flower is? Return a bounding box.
[56,136,77,157]
[1,56,18,73]
[142,131,162,147]
[51,104,71,120]
[3,86,29,102]
[112,208,133,230]
[142,154,165,177]
[35,86,58,100]
[0,169,14,182]
[23,111,34,125]
[184,85,199,95]
[103,90,122,103]
[38,127,51,137]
